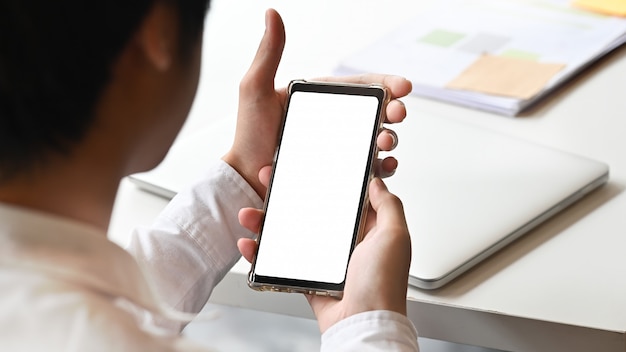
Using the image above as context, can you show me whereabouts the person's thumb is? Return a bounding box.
[368,178,408,233]
[240,9,286,96]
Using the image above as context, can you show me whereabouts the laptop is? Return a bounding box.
[129,113,609,290]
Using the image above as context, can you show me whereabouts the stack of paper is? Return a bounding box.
[334,0,626,116]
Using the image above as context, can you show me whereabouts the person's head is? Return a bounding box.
[0,0,211,183]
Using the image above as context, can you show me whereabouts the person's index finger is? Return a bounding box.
[310,74,412,99]
[359,74,413,98]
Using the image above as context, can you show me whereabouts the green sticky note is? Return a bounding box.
[500,49,541,61]
[419,29,466,47]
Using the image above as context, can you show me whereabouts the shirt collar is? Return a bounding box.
[0,202,195,322]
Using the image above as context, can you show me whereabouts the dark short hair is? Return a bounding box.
[0,0,210,181]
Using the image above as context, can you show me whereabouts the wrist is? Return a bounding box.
[347,294,407,318]
[221,152,266,199]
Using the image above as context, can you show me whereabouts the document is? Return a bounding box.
[334,0,626,116]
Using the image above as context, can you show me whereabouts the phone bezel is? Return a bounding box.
[247,80,389,297]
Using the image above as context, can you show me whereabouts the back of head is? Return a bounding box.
[0,0,209,182]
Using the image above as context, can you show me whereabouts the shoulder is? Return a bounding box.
[0,267,210,352]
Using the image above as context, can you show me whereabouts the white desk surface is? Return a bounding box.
[108,1,626,351]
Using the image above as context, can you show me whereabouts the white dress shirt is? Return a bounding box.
[0,161,419,351]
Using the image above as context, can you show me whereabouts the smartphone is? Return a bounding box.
[247,80,389,297]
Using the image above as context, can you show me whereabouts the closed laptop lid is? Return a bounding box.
[130,113,609,290]
[385,114,608,289]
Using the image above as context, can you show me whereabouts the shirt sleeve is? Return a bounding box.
[321,310,420,352]
[127,160,263,331]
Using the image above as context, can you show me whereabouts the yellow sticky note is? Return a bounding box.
[573,0,626,17]
[446,55,565,100]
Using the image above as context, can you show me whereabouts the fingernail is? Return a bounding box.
[380,168,396,178]
[389,129,398,150]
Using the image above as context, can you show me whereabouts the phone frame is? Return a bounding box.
[247,79,389,297]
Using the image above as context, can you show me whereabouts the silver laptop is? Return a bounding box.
[130,113,609,290]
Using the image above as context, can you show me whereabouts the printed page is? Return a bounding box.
[335,0,626,115]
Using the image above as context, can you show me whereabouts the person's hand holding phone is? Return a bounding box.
[311,177,411,331]
[225,7,413,332]
[238,176,412,333]
[221,8,412,199]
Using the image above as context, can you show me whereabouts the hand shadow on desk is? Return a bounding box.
[424,180,624,297]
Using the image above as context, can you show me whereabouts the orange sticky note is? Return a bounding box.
[446,55,565,100]
[573,0,626,17]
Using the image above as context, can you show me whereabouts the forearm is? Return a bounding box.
[127,161,262,330]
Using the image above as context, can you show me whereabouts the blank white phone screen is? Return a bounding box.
[254,90,381,284]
